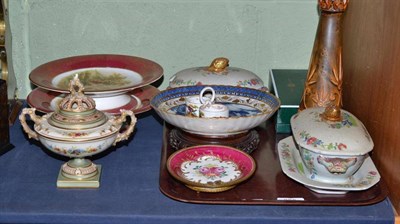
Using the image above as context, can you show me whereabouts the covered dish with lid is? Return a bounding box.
[169,57,268,91]
[290,105,374,184]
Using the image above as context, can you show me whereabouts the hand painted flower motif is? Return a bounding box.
[311,111,358,129]
[181,155,241,184]
[199,166,226,177]
[300,149,318,179]
[338,143,347,150]
[251,78,261,85]
[236,79,262,87]
[334,170,379,188]
[52,146,98,156]
[171,78,198,86]
[279,143,297,173]
[67,132,88,138]
[307,137,317,145]
[299,130,347,151]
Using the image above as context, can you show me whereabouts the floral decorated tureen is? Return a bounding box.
[19,75,137,188]
[169,57,268,91]
[290,105,374,184]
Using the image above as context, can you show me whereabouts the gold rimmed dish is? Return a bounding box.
[166,145,256,193]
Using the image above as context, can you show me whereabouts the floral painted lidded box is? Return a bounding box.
[290,105,374,184]
[169,57,268,91]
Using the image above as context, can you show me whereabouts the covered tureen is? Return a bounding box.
[290,105,374,184]
[169,57,268,91]
[19,75,137,188]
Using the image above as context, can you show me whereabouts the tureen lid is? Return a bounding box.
[169,57,267,91]
[291,105,374,156]
[48,75,108,130]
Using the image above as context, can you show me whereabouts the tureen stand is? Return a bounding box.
[169,128,259,154]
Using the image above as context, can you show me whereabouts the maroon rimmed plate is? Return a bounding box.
[29,54,163,94]
[167,145,256,193]
[27,85,160,115]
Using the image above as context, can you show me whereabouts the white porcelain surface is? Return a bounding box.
[34,113,119,141]
[291,107,374,184]
[20,75,137,158]
[185,96,203,117]
[200,103,229,118]
[151,85,280,136]
[20,109,137,158]
[278,136,380,194]
[38,130,120,157]
[51,93,134,111]
[181,155,242,184]
[298,146,367,184]
[291,107,374,156]
[185,86,215,117]
[169,58,267,91]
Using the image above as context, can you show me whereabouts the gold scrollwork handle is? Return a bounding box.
[19,108,43,140]
[0,48,7,80]
[0,0,7,81]
[112,110,137,145]
[0,0,5,47]
[0,19,4,47]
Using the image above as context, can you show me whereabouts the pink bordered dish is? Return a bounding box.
[27,85,160,115]
[166,145,256,193]
[29,54,163,94]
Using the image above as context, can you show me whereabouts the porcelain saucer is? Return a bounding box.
[27,85,159,115]
[278,136,380,194]
[167,145,256,193]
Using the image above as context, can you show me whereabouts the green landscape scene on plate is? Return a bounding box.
[56,70,132,91]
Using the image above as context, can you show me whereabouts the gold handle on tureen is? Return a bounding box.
[111,109,137,145]
[207,57,229,73]
[19,108,43,140]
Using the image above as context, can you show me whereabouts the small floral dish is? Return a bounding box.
[291,106,374,184]
[167,145,256,193]
[150,85,280,136]
[278,136,380,194]
[169,57,268,91]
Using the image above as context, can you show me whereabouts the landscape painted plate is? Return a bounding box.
[29,54,163,94]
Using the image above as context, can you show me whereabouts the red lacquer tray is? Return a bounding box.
[159,122,388,205]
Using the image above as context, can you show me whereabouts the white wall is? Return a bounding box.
[7,0,318,98]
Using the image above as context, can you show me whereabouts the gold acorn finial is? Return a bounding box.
[321,104,342,122]
[207,57,229,72]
